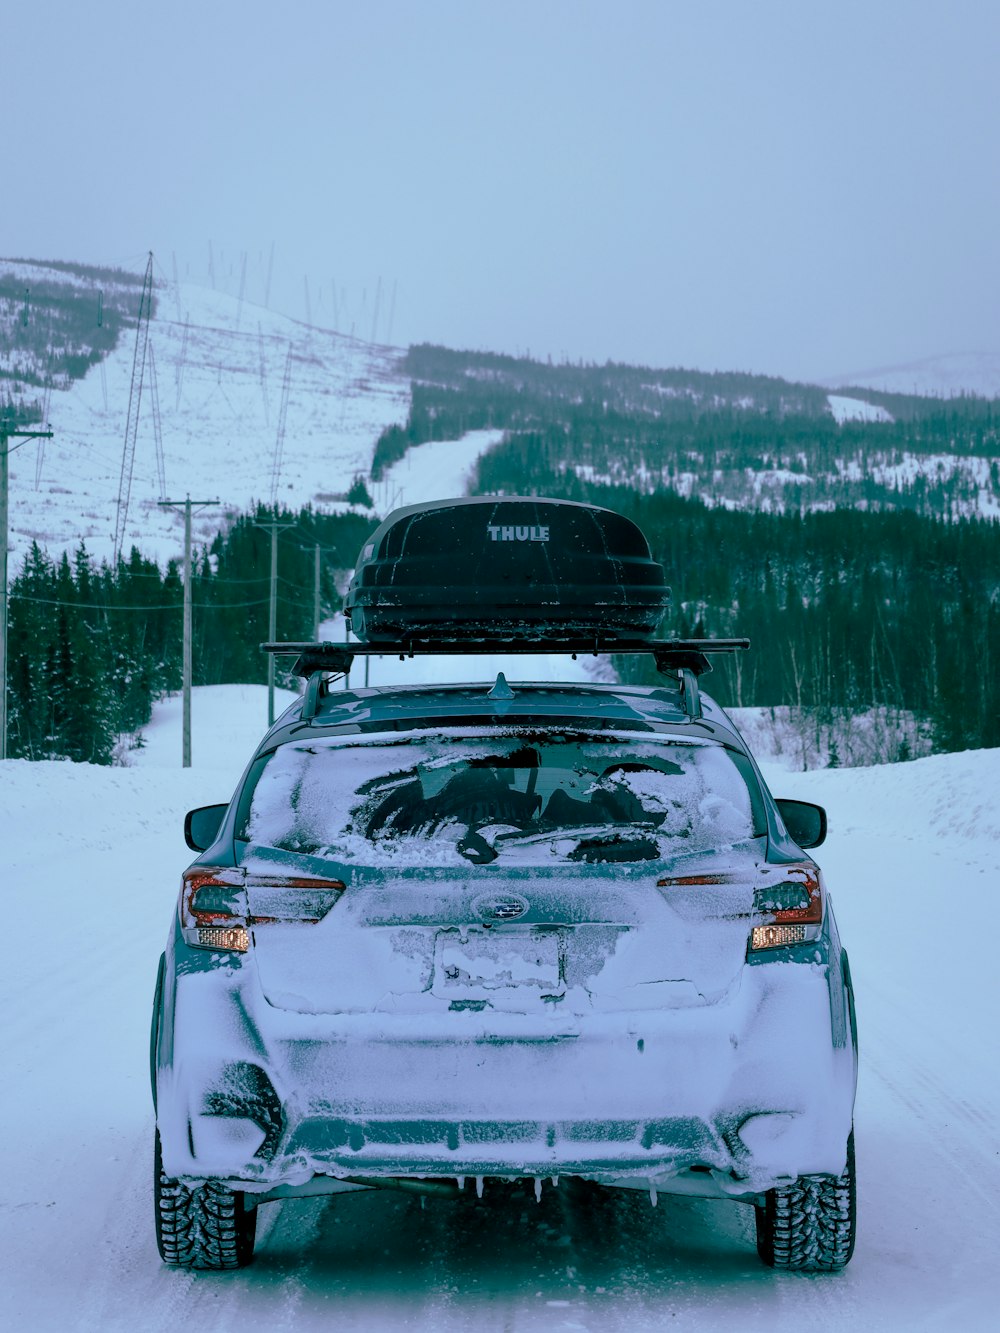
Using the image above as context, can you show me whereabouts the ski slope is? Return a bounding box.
[2,686,998,1331]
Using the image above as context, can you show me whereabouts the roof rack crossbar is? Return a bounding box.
[263,637,749,680]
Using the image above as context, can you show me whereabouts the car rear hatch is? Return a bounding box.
[230,729,774,1144]
[245,851,761,1019]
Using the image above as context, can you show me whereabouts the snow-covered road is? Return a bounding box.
[2,688,998,1330]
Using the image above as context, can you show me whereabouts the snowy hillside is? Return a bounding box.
[2,258,410,569]
[6,259,998,574]
[827,350,1000,399]
[1,687,998,1330]
[826,394,893,424]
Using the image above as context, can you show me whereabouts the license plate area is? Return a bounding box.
[434,928,562,993]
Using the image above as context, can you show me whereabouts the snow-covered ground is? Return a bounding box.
[2,684,998,1330]
[728,706,934,771]
[125,683,299,770]
[370,428,506,515]
[827,395,894,425]
[2,259,522,576]
[4,266,410,569]
[566,419,1000,519]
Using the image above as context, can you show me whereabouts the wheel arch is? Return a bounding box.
[150,951,166,1111]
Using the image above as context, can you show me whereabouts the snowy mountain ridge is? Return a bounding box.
[824,349,1000,399]
[4,256,999,578]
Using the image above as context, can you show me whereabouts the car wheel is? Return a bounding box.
[154,1130,257,1269]
[754,1129,856,1270]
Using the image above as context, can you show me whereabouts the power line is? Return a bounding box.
[175,315,189,410]
[236,252,247,331]
[8,592,275,611]
[371,276,382,344]
[171,251,181,321]
[269,347,293,507]
[4,563,271,583]
[34,323,55,490]
[147,340,167,498]
[264,241,275,308]
[386,279,398,345]
[258,323,269,426]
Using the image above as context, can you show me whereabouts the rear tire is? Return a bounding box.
[154,1130,257,1269]
[755,1130,857,1270]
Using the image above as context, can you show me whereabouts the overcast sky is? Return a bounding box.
[4,0,998,381]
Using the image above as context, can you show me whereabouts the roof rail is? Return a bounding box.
[263,637,749,722]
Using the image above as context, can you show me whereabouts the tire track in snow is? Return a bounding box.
[860,1043,999,1215]
[858,975,1000,1213]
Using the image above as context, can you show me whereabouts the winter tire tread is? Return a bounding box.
[154,1131,256,1269]
[755,1130,857,1271]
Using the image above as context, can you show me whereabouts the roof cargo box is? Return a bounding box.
[343,497,670,643]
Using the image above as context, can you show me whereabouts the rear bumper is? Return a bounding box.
[257,1111,837,1201]
[155,955,857,1198]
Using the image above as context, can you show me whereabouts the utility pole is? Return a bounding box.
[253,516,296,725]
[158,496,219,767]
[1,425,53,760]
[313,543,322,640]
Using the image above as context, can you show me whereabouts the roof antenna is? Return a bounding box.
[487,672,515,700]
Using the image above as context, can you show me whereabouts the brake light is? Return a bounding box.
[656,864,824,952]
[656,872,743,887]
[750,862,823,951]
[179,868,346,952]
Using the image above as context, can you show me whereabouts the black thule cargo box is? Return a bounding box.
[343,496,670,643]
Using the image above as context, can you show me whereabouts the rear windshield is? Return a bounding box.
[242,731,757,868]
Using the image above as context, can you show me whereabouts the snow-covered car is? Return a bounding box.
[151,658,858,1272]
[151,497,857,1272]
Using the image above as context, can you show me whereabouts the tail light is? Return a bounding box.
[656,873,743,887]
[656,863,824,952]
[179,868,346,953]
[750,862,823,950]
